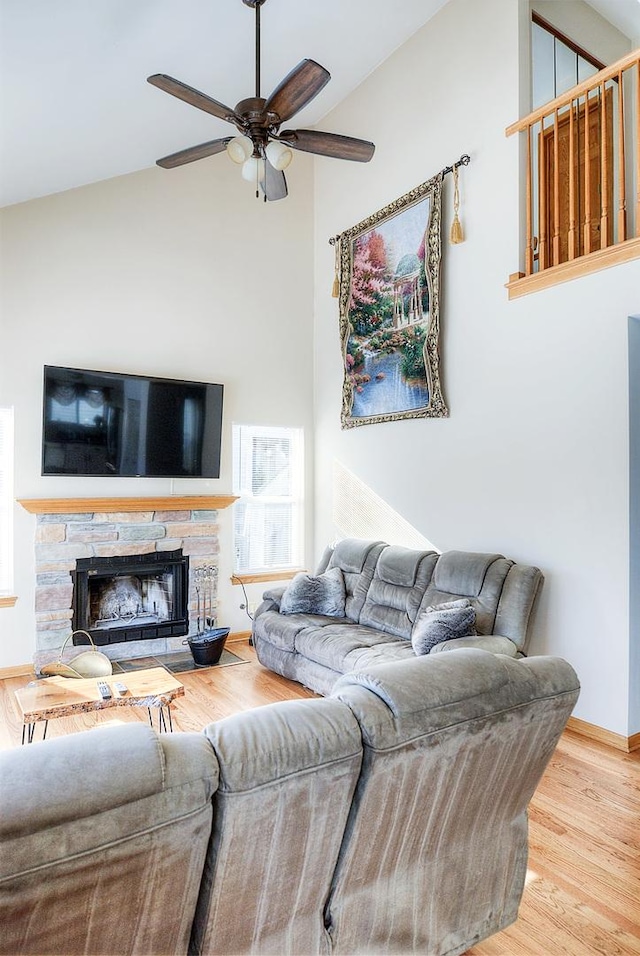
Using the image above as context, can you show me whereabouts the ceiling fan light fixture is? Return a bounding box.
[226,135,253,164]
[265,140,293,171]
[241,155,266,183]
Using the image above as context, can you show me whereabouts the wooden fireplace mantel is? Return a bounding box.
[17,495,238,515]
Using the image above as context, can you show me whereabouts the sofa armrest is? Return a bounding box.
[429,634,519,657]
[255,584,288,616]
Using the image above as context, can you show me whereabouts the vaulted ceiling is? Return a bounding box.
[1,0,638,209]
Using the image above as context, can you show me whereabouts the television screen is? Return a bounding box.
[42,366,224,478]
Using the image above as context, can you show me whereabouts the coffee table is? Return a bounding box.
[14,667,185,744]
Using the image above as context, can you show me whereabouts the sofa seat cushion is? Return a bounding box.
[253,608,350,654]
[295,623,414,674]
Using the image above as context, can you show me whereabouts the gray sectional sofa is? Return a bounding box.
[253,538,544,695]
[0,649,579,956]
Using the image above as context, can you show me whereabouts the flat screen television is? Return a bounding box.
[42,366,224,478]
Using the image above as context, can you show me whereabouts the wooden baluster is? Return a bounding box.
[636,58,640,237]
[526,125,534,275]
[539,119,548,270]
[584,92,591,254]
[553,108,560,264]
[600,81,609,248]
[568,99,577,261]
[617,70,626,243]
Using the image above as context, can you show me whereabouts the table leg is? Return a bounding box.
[147,705,173,733]
[22,720,48,744]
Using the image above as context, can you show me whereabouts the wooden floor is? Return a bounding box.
[1,638,639,955]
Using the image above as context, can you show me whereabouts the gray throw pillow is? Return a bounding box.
[411,598,476,655]
[280,567,346,617]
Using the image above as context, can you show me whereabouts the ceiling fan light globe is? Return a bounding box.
[227,135,253,164]
[265,140,293,171]
[241,156,266,183]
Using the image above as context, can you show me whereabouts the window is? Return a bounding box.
[233,424,304,575]
[0,407,14,596]
[531,14,602,110]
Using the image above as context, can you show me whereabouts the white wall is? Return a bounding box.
[0,155,315,666]
[313,0,639,736]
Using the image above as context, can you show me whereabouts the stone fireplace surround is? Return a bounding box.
[19,496,236,671]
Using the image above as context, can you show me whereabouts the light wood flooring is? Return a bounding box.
[1,638,638,955]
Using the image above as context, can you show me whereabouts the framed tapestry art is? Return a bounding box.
[336,172,448,428]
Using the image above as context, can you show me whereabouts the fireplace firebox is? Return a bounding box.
[72,550,190,646]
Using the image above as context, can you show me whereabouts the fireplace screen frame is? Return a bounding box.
[72,549,190,646]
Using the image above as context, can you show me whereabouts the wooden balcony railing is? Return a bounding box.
[506,47,640,299]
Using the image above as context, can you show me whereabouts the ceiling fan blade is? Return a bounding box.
[262,162,288,202]
[148,74,239,124]
[155,137,233,169]
[264,60,330,123]
[279,129,375,163]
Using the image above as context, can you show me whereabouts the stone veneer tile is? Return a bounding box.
[163,522,218,538]
[35,560,77,573]
[35,523,66,544]
[161,539,183,552]
[37,571,73,586]
[36,543,92,564]
[37,513,93,523]
[92,542,157,557]
[118,524,166,542]
[182,540,219,556]
[37,631,73,651]
[92,512,154,523]
[36,609,73,623]
[153,511,191,521]
[35,584,74,612]
[192,510,219,520]
[67,530,119,544]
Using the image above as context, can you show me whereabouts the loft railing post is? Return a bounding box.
[526,125,534,275]
[569,99,577,260]
[600,81,609,249]
[636,60,640,237]
[617,70,626,243]
[584,92,592,255]
[553,109,561,264]
[539,120,548,270]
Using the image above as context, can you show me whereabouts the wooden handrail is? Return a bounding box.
[506,47,640,137]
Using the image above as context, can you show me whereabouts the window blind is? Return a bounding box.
[233,424,303,574]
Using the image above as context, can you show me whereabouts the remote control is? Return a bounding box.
[97,680,112,700]
[113,681,128,696]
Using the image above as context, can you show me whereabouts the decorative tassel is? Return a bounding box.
[450,164,464,245]
[332,240,340,297]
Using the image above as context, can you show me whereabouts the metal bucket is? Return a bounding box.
[184,627,230,667]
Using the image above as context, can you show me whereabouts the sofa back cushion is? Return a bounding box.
[192,697,363,956]
[418,551,542,652]
[359,545,438,639]
[325,538,387,623]
[327,650,580,955]
[0,724,218,956]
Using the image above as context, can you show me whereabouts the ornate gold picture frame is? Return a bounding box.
[337,172,448,428]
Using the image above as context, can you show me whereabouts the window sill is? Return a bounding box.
[506,236,640,300]
[0,595,18,608]
[231,569,305,585]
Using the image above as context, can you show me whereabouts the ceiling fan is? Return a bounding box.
[147,0,375,202]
